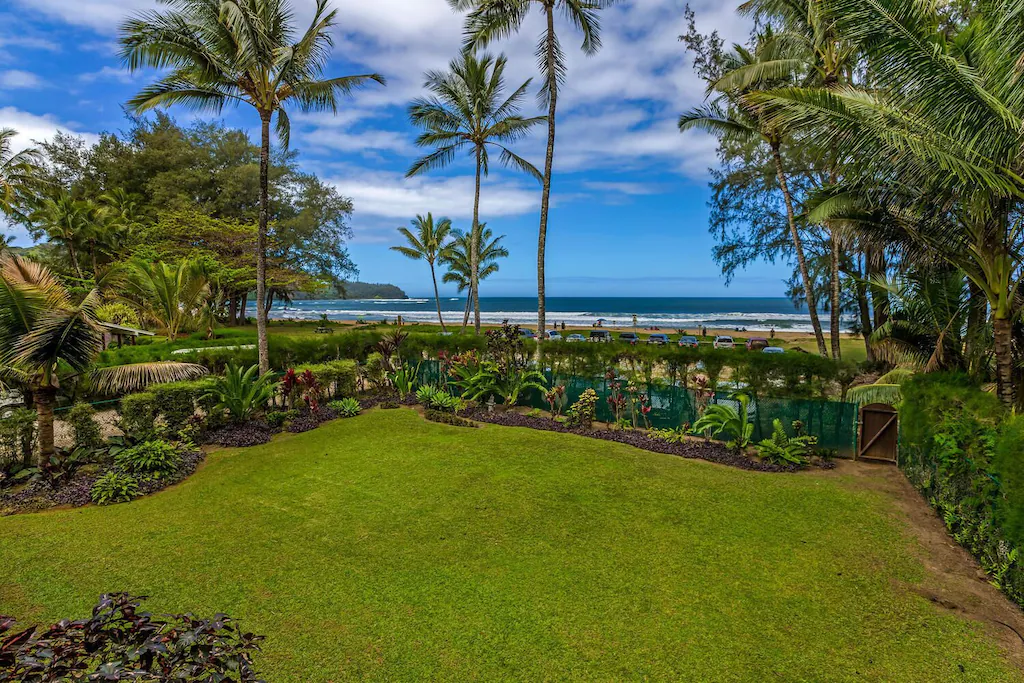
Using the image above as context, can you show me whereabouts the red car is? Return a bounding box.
[746,337,769,351]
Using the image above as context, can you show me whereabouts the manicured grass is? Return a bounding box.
[0,410,1018,681]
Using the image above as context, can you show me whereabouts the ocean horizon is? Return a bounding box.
[252,296,850,333]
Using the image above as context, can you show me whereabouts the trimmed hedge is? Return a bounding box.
[291,360,357,399]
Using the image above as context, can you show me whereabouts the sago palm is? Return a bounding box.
[0,128,43,223]
[391,214,453,332]
[441,223,509,329]
[0,254,206,462]
[408,51,542,333]
[450,0,615,336]
[120,0,385,375]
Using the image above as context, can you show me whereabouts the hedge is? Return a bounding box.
[898,373,1024,607]
[291,360,357,399]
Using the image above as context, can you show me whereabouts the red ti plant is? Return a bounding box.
[281,368,299,410]
[606,378,626,427]
[545,385,567,418]
[638,393,653,430]
[299,369,322,413]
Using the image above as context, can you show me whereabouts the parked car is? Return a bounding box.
[589,330,612,343]
[647,333,670,345]
[762,346,785,354]
[714,335,735,349]
[618,332,640,344]
[566,333,586,343]
[678,335,699,348]
[746,337,769,351]
[520,328,536,339]
[546,329,562,340]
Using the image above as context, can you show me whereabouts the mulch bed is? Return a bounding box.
[286,408,338,433]
[205,422,275,447]
[1,449,206,516]
[468,409,835,473]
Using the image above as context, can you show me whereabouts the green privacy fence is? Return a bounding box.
[417,361,859,455]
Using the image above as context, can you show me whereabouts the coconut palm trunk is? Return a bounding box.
[772,146,827,356]
[472,148,483,332]
[256,114,271,375]
[994,314,1014,406]
[536,5,558,340]
[430,260,447,332]
[829,236,842,359]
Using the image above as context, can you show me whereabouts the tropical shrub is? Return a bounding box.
[566,389,598,429]
[424,410,477,428]
[0,408,37,467]
[65,402,104,452]
[292,360,357,399]
[90,471,140,505]
[691,393,754,451]
[94,301,141,327]
[205,364,277,424]
[756,419,817,466]
[389,363,419,398]
[114,441,181,479]
[0,593,264,680]
[118,392,160,441]
[150,379,218,434]
[545,385,568,417]
[416,385,441,405]
[329,398,361,418]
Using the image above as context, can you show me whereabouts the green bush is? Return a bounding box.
[293,360,357,399]
[91,471,140,505]
[150,379,217,434]
[756,419,816,466]
[204,364,278,424]
[995,415,1024,547]
[565,389,598,429]
[114,441,181,479]
[691,393,754,451]
[65,402,104,452]
[328,398,361,418]
[0,408,36,466]
[119,392,159,441]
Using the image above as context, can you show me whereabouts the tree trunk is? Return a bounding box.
[430,261,446,332]
[829,236,842,360]
[994,314,1015,407]
[34,385,57,467]
[854,253,874,362]
[462,294,471,330]
[866,247,889,329]
[238,292,249,325]
[256,114,271,375]
[67,241,84,280]
[228,295,238,327]
[89,239,98,278]
[472,147,483,334]
[965,279,987,376]
[771,146,827,356]
[537,6,558,339]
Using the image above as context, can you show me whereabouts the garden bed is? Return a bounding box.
[467,409,835,473]
[0,449,205,516]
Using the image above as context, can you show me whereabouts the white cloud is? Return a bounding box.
[0,70,43,89]
[0,106,98,153]
[78,66,135,83]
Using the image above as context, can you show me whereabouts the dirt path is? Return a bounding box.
[830,459,1024,670]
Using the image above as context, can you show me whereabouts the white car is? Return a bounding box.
[546,330,562,340]
[713,335,735,349]
[762,346,785,354]
[566,333,585,343]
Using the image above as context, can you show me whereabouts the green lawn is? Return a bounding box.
[0,410,1018,681]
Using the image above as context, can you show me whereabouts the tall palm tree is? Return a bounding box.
[749,0,1024,405]
[0,253,206,463]
[451,0,615,337]
[0,128,43,222]
[680,37,829,357]
[408,51,543,334]
[391,214,453,331]
[441,223,509,329]
[121,258,211,341]
[120,0,385,375]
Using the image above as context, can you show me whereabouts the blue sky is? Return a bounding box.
[0,0,794,299]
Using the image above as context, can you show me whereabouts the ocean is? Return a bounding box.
[254,297,849,333]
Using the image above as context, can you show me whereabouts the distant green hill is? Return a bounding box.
[339,282,408,299]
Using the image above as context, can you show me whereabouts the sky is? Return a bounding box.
[0,0,796,299]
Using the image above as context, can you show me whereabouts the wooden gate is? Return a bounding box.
[857,403,898,463]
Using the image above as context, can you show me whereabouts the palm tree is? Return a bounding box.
[748,0,1024,405]
[441,223,509,329]
[407,51,543,333]
[0,128,43,222]
[0,253,206,463]
[121,258,211,341]
[391,214,453,331]
[680,37,828,356]
[120,0,385,376]
[451,0,615,337]
[30,192,91,279]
